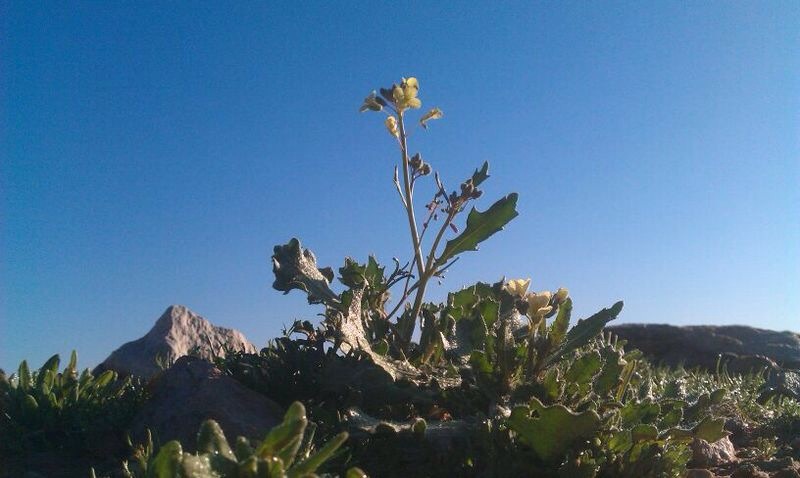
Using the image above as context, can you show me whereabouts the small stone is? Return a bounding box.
[691,436,738,468]
[731,464,769,478]
[754,457,795,472]
[129,356,283,451]
[791,437,800,451]
[773,469,800,478]
[685,469,715,478]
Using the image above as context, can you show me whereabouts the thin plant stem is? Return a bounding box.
[397,113,425,280]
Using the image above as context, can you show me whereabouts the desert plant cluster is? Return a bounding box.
[2,77,799,477]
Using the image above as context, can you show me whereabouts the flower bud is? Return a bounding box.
[392,85,405,103]
[527,291,553,318]
[410,153,423,169]
[385,116,399,138]
[504,278,531,297]
[402,77,419,99]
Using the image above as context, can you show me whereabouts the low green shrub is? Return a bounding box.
[0,351,147,474]
[113,401,364,478]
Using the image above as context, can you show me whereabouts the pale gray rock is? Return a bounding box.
[690,436,738,468]
[129,356,283,451]
[608,324,800,370]
[684,469,716,478]
[94,305,257,379]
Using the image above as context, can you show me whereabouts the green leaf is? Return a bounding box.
[22,394,38,412]
[542,368,562,402]
[94,370,115,388]
[564,351,602,387]
[258,402,307,463]
[608,430,633,453]
[549,298,572,348]
[545,301,624,366]
[631,424,658,442]
[658,404,684,429]
[508,398,601,463]
[288,432,348,477]
[620,400,660,428]
[196,420,236,461]
[66,350,78,376]
[272,238,339,306]
[593,348,626,397]
[470,161,490,188]
[18,361,31,391]
[149,441,183,478]
[37,355,60,390]
[693,416,728,443]
[234,436,254,462]
[436,193,519,267]
[346,468,368,478]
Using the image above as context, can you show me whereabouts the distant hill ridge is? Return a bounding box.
[608,323,800,370]
[94,306,800,378]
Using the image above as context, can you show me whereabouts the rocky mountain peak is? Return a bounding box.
[94,305,257,379]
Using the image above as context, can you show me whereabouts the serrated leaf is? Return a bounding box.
[545,301,624,366]
[272,238,339,306]
[593,348,626,397]
[693,416,728,443]
[470,161,490,188]
[548,298,572,348]
[565,351,602,386]
[620,400,661,428]
[508,398,601,463]
[436,193,519,267]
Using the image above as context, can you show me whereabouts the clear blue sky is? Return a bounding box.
[2,2,798,371]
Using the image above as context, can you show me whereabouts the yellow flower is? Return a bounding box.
[391,77,423,111]
[403,77,419,99]
[385,116,399,138]
[527,291,553,318]
[503,278,530,297]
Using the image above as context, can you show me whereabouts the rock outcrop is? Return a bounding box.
[608,324,800,370]
[129,356,283,451]
[94,305,257,379]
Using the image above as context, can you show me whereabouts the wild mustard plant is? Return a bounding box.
[360,76,518,354]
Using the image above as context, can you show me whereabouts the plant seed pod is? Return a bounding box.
[410,153,423,169]
[420,163,432,176]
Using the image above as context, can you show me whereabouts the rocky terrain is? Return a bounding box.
[93,304,257,379]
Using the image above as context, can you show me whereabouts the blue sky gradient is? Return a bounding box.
[2,2,798,370]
